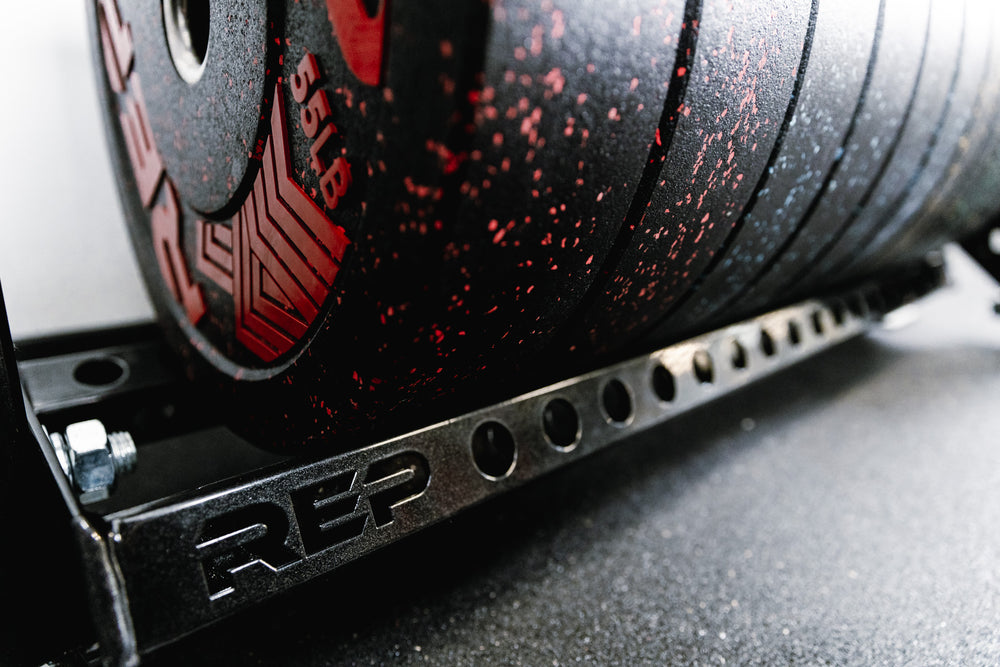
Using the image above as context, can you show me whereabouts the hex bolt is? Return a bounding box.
[50,419,137,498]
[107,430,138,475]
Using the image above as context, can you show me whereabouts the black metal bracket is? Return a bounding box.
[0,256,947,666]
[960,221,1000,313]
[0,281,102,666]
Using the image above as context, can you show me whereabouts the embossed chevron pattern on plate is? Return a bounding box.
[195,85,350,362]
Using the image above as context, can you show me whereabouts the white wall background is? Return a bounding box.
[0,4,154,340]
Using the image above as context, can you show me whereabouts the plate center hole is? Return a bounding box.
[164,0,211,83]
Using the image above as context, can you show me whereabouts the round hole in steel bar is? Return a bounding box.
[163,0,211,84]
[865,290,886,317]
[811,310,825,335]
[73,357,127,388]
[471,421,516,480]
[760,329,776,357]
[651,364,676,402]
[542,398,580,450]
[601,379,633,424]
[693,350,714,384]
[988,227,1000,255]
[831,301,847,326]
[731,340,748,369]
[788,320,802,346]
[848,293,867,318]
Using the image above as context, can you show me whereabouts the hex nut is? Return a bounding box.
[66,419,116,493]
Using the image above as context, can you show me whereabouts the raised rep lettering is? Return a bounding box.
[194,451,430,602]
[152,181,207,324]
[119,73,164,208]
[97,0,133,93]
[292,451,430,555]
[291,470,367,554]
[363,451,430,527]
[195,504,299,601]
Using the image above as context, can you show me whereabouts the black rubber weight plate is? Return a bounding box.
[93,0,1000,450]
